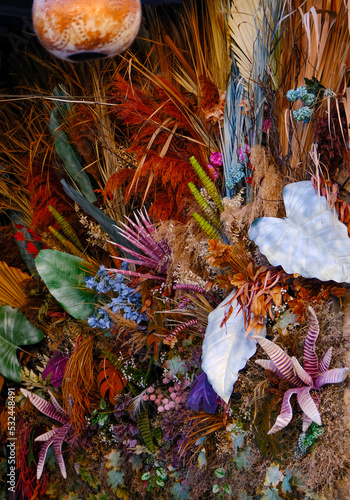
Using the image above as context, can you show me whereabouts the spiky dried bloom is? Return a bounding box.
[108,209,171,281]
[255,306,349,434]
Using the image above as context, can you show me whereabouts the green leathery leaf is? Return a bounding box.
[0,305,44,383]
[49,107,96,203]
[61,180,138,258]
[35,249,95,320]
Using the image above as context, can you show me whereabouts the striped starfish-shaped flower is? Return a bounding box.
[255,306,348,434]
[21,388,70,479]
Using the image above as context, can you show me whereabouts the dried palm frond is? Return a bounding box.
[275,0,350,176]
[0,261,32,308]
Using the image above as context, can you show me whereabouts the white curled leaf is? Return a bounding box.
[201,290,256,404]
[248,181,350,282]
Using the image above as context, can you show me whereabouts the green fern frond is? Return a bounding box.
[188,182,222,228]
[48,205,84,252]
[136,406,156,452]
[101,350,123,370]
[48,226,85,259]
[190,156,223,212]
[192,213,220,240]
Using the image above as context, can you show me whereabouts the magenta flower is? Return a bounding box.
[255,307,348,434]
[42,351,69,387]
[209,152,223,167]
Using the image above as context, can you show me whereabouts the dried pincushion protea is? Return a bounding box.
[32,0,141,61]
[255,306,348,434]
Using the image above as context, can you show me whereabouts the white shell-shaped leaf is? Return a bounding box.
[248,181,350,282]
[201,290,256,404]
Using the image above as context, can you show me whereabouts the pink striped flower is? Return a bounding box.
[255,306,348,434]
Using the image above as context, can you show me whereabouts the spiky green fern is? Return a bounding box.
[192,213,220,240]
[188,182,222,229]
[48,226,85,260]
[48,205,84,252]
[190,156,223,212]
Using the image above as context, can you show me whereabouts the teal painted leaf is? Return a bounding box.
[128,455,143,471]
[107,469,125,492]
[163,355,188,378]
[105,450,122,470]
[171,482,190,500]
[262,487,282,500]
[0,305,44,382]
[197,450,207,469]
[264,464,283,487]
[35,250,95,321]
[201,290,257,403]
[248,181,350,282]
[234,445,252,470]
[281,469,293,494]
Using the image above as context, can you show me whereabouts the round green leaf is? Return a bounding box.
[0,305,44,383]
[35,249,95,320]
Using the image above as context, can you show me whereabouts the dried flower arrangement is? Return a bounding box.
[1,1,350,499]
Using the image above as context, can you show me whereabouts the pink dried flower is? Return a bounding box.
[210,152,223,167]
[158,406,164,413]
[142,394,149,401]
[262,119,272,132]
[163,398,169,405]
[164,404,171,410]
[168,401,175,409]
[170,392,177,400]
[207,164,219,180]
[150,394,156,401]
[147,386,155,393]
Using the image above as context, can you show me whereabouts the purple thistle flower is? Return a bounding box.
[42,351,69,388]
[187,372,218,414]
[255,306,349,434]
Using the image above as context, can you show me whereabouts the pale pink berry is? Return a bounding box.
[163,398,169,404]
[143,394,149,401]
[147,386,155,394]
[163,378,169,384]
[158,406,164,412]
[168,401,175,409]
[155,399,161,404]
[175,397,182,403]
[164,404,170,410]
[169,387,174,393]
[150,394,156,401]
[174,382,180,391]
[170,393,177,400]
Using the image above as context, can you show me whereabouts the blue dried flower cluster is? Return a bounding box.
[293,106,314,123]
[286,86,316,105]
[225,162,245,191]
[287,86,317,123]
[84,264,147,329]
